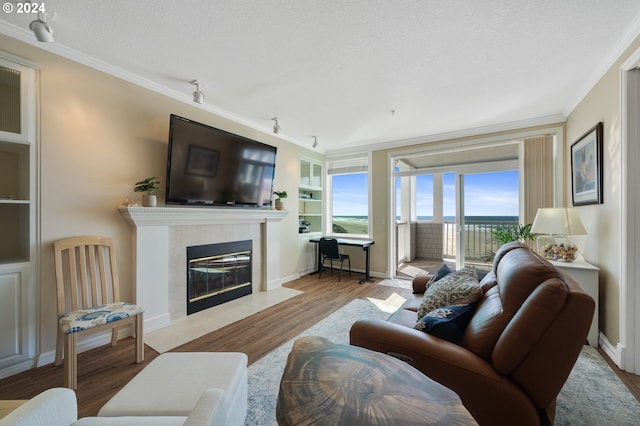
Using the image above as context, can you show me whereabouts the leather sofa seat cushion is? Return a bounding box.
[400,295,422,312]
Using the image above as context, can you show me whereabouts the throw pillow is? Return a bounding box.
[416,267,481,320]
[427,263,453,286]
[415,303,476,345]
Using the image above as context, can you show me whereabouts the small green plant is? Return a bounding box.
[134,176,161,195]
[273,190,288,201]
[492,223,536,245]
[483,223,536,262]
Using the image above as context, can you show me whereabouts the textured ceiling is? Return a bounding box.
[2,1,640,153]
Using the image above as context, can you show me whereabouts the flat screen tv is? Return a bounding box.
[166,114,277,207]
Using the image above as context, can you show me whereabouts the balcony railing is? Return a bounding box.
[443,220,519,262]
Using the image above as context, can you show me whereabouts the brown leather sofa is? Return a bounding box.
[350,242,595,426]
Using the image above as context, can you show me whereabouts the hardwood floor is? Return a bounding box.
[0,273,412,418]
[1,272,639,419]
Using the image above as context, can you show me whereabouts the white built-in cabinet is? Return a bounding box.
[0,54,38,378]
[298,158,323,233]
[298,158,323,275]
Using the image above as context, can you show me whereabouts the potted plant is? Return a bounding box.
[483,223,536,262]
[273,190,288,210]
[134,176,161,207]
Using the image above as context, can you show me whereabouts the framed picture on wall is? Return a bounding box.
[571,122,603,206]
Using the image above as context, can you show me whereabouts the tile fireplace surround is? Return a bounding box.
[120,206,287,333]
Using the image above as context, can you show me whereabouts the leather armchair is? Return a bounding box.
[350,242,595,426]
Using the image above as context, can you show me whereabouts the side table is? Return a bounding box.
[276,336,476,425]
[550,257,599,347]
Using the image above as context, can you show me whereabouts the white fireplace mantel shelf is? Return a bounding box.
[119,205,288,227]
[119,206,288,333]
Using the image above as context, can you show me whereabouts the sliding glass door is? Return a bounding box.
[458,170,519,269]
[394,162,519,276]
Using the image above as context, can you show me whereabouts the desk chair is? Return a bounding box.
[318,237,351,282]
[54,236,144,389]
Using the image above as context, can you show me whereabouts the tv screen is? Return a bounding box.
[166,115,277,207]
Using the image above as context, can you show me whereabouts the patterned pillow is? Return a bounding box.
[416,268,481,320]
[415,303,476,345]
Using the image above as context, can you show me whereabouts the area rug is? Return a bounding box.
[377,277,414,290]
[555,345,640,425]
[245,300,640,425]
[246,299,388,425]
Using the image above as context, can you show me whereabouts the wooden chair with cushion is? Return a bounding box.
[54,236,144,390]
[318,237,351,282]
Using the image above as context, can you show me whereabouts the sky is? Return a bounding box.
[332,170,519,217]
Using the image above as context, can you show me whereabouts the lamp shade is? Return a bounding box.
[530,208,587,235]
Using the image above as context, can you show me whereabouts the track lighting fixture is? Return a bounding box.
[272,118,280,134]
[190,80,204,104]
[29,10,54,42]
[312,136,318,149]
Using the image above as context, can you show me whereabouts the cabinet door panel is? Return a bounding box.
[0,271,22,361]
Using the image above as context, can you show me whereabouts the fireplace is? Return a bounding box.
[187,240,253,315]
[120,206,286,332]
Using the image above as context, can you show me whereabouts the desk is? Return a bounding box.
[310,237,375,284]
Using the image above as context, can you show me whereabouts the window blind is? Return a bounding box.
[326,155,368,175]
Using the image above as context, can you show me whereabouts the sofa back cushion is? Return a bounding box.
[462,242,568,370]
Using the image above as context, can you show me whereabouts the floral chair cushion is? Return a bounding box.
[58,302,143,335]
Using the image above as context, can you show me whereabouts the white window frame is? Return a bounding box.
[325,153,372,238]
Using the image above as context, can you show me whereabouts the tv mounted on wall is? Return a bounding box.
[166,114,277,207]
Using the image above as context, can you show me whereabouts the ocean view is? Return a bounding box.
[332,215,519,234]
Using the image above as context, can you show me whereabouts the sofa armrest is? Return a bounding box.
[0,388,78,426]
[183,389,226,426]
[72,390,225,426]
[412,275,431,293]
[350,318,491,374]
[350,319,540,426]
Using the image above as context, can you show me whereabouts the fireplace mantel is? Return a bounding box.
[120,205,288,227]
[119,206,288,332]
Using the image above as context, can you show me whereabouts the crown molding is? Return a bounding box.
[326,114,566,157]
[0,21,306,148]
[564,11,640,116]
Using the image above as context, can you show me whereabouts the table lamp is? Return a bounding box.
[530,207,587,262]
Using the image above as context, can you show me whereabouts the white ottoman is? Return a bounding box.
[99,352,247,426]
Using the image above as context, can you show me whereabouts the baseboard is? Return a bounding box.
[0,358,38,380]
[599,332,622,367]
[143,313,172,333]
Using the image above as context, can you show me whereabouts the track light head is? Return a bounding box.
[29,19,54,42]
[272,118,280,134]
[190,80,204,104]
